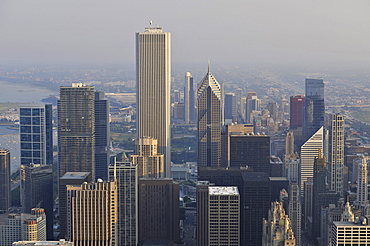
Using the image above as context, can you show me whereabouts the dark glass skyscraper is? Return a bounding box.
[58,83,95,179]
[197,64,222,168]
[303,78,325,141]
[94,91,110,180]
[19,104,53,166]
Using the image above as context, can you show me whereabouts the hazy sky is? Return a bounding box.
[1,0,370,66]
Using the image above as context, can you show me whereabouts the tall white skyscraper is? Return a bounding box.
[300,126,323,196]
[328,114,345,196]
[136,25,171,177]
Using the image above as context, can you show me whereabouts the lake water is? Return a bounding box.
[0,80,57,103]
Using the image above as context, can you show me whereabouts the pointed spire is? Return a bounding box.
[208,59,211,74]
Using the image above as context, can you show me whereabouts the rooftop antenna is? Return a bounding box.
[149,20,153,27]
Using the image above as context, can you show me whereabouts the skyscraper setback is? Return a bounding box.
[197,64,222,168]
[136,25,171,177]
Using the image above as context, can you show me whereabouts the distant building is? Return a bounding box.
[303,78,324,142]
[19,104,53,166]
[0,148,11,213]
[262,201,296,246]
[224,93,237,123]
[108,161,138,246]
[66,180,117,245]
[266,101,278,122]
[289,95,305,130]
[197,184,240,246]
[197,64,222,168]
[0,208,47,246]
[246,93,260,124]
[138,179,180,245]
[184,72,195,124]
[131,137,164,178]
[21,164,53,239]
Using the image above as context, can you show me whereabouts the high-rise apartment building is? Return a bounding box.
[66,180,117,245]
[58,83,95,179]
[0,148,11,213]
[184,72,195,124]
[138,179,179,244]
[262,202,296,246]
[266,101,278,122]
[290,95,305,130]
[197,64,222,168]
[19,104,53,166]
[0,208,47,245]
[328,114,344,196]
[303,78,325,142]
[131,137,164,178]
[136,25,171,177]
[300,126,323,196]
[108,161,138,246]
[94,91,110,181]
[58,172,92,240]
[21,164,53,239]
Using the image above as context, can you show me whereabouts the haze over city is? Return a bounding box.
[1,0,370,67]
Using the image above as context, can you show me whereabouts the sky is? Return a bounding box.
[1,0,370,66]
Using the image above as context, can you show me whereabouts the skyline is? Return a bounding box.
[1,1,370,67]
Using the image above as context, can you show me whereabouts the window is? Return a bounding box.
[20,126,31,133]
[20,108,31,116]
[32,108,40,116]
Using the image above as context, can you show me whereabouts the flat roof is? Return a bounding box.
[60,172,91,180]
[209,186,239,196]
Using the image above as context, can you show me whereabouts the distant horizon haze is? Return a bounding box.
[1,0,370,67]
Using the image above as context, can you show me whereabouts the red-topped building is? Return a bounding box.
[290,95,305,129]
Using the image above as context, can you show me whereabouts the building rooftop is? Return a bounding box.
[60,172,91,180]
[209,186,239,196]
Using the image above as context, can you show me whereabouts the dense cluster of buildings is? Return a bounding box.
[1,24,370,246]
